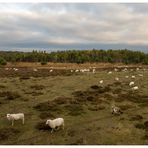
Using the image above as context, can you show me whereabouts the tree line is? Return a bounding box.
[0,49,148,65]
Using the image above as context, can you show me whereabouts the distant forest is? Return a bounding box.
[0,49,148,65]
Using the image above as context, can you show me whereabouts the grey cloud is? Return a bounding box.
[0,3,148,52]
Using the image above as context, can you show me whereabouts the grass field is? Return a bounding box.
[0,63,148,145]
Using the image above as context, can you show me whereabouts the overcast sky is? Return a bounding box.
[0,3,148,52]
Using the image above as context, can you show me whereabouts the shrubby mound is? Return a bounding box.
[130,115,143,121]
[30,85,45,90]
[0,91,21,100]
[0,127,20,141]
[35,121,52,131]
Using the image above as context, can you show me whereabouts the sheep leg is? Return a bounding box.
[22,118,24,124]
[62,123,64,130]
[12,120,14,126]
[51,129,54,133]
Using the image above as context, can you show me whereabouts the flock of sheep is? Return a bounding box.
[5,66,146,134]
[6,113,64,133]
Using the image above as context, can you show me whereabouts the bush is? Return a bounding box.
[0,127,20,141]
[41,61,47,65]
[0,57,7,65]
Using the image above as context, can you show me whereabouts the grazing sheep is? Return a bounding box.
[114,68,118,72]
[131,75,136,79]
[46,118,64,133]
[50,69,53,72]
[138,74,143,77]
[75,69,79,72]
[6,113,24,126]
[92,69,95,73]
[33,68,38,72]
[108,71,112,74]
[111,105,122,115]
[132,86,139,90]
[70,70,73,72]
[99,80,103,84]
[125,76,129,78]
[129,81,135,87]
[122,68,127,72]
[13,68,18,71]
[115,77,119,81]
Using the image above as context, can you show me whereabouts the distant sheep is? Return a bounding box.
[114,68,118,72]
[13,68,18,71]
[92,69,95,73]
[33,68,38,72]
[46,118,64,133]
[131,75,136,79]
[125,76,129,78]
[99,80,103,84]
[138,74,143,77]
[115,77,119,81]
[108,71,112,74]
[132,86,139,90]
[129,81,135,87]
[6,113,24,126]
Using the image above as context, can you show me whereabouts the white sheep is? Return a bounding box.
[50,69,53,72]
[13,68,18,71]
[114,68,118,72]
[138,74,143,77]
[6,113,24,126]
[122,68,127,72]
[46,118,64,133]
[125,76,129,78]
[92,69,95,73]
[99,80,103,84]
[115,77,119,81]
[129,81,135,87]
[33,68,38,72]
[131,75,136,79]
[132,86,139,90]
[108,71,112,74]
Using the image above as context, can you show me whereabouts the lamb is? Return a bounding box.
[46,118,64,133]
[6,113,24,126]
[111,105,123,115]
[132,86,139,90]
[129,81,135,87]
